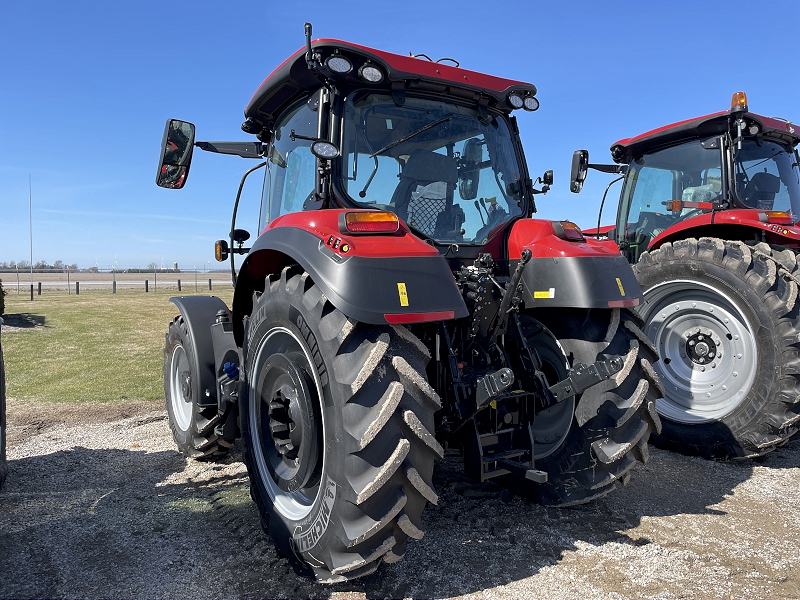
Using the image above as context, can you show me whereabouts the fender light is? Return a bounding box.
[759,211,794,225]
[342,211,400,234]
[552,220,585,242]
[665,200,714,212]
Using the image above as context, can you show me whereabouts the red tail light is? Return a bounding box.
[762,211,794,225]
[553,220,585,242]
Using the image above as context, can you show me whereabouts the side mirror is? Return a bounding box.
[542,169,554,186]
[570,150,589,193]
[156,119,196,189]
[458,138,483,200]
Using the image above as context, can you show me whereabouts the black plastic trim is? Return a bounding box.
[517,255,641,308]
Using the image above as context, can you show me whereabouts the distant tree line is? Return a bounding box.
[0,261,183,273]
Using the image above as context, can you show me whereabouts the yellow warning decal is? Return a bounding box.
[397,282,409,307]
[615,277,625,297]
[533,288,555,299]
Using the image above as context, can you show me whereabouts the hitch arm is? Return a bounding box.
[547,356,624,402]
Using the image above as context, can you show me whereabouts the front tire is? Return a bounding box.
[635,238,800,458]
[241,266,441,582]
[163,316,231,459]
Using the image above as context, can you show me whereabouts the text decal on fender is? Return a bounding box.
[293,478,337,553]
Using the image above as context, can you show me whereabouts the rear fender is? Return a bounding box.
[170,296,231,408]
[508,218,641,309]
[231,211,468,346]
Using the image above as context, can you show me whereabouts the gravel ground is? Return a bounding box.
[1,401,799,600]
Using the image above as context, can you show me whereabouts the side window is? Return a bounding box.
[628,167,675,223]
[260,97,318,231]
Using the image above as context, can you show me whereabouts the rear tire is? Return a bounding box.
[508,308,663,506]
[163,316,231,459]
[241,266,440,582]
[635,238,800,459]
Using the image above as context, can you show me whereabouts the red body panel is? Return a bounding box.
[612,111,728,148]
[648,210,800,249]
[581,224,615,236]
[263,210,442,259]
[507,219,622,260]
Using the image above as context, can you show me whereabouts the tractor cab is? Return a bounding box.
[573,92,800,263]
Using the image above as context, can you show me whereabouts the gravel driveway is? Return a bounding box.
[1,401,798,599]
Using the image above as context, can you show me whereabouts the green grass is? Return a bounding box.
[2,288,233,403]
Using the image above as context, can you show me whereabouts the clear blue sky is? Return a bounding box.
[1,0,798,269]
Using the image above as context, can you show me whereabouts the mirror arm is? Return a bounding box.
[589,163,627,174]
[229,161,267,288]
[195,141,265,159]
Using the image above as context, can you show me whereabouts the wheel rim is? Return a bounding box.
[639,279,758,423]
[250,327,324,521]
[168,344,193,431]
[518,319,574,459]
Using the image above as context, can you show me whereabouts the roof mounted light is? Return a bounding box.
[311,140,339,159]
[358,64,383,83]
[325,55,352,74]
[523,96,539,111]
[731,91,748,113]
[507,93,524,109]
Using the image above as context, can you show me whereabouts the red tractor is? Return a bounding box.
[156,25,661,582]
[572,92,800,460]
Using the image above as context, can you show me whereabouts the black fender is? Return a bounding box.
[169,296,230,408]
[231,226,468,346]
[516,255,642,309]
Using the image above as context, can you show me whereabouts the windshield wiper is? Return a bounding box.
[370,115,453,158]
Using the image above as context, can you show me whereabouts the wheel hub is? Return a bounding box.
[259,353,320,494]
[686,329,718,365]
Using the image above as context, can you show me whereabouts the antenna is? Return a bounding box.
[304,23,313,65]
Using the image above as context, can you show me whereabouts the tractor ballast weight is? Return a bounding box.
[156,25,661,582]
[572,91,800,459]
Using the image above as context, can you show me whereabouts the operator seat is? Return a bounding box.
[743,171,781,210]
[391,149,459,237]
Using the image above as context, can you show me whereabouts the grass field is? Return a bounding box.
[2,288,233,403]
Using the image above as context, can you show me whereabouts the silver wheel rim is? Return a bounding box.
[639,279,758,423]
[169,345,193,431]
[250,327,325,521]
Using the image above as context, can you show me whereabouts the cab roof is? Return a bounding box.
[610,109,800,163]
[244,38,537,133]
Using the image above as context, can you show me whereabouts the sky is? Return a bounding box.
[1,0,799,270]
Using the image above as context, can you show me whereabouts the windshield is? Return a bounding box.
[340,93,525,244]
[616,138,723,261]
[734,140,800,217]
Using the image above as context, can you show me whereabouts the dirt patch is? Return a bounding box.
[1,400,798,599]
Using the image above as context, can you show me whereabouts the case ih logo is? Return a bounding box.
[292,478,337,553]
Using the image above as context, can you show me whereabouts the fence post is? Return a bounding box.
[113,280,117,294]
[30,284,34,301]
[177,279,181,292]
[67,268,70,295]
[209,278,212,291]
[76,281,80,295]
[145,280,149,293]
[37,282,41,296]
[154,270,157,290]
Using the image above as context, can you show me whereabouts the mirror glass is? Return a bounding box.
[570,150,588,193]
[156,119,195,189]
[458,137,483,200]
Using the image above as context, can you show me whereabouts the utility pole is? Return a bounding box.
[29,174,34,298]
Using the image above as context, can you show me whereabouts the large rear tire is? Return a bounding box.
[635,238,800,459]
[163,316,231,459]
[508,308,663,505]
[241,266,441,582]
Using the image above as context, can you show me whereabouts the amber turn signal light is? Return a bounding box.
[764,211,794,225]
[215,239,229,261]
[665,200,714,212]
[343,211,400,234]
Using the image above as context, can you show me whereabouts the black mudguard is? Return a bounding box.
[169,296,230,408]
[517,255,642,309]
[232,227,468,345]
